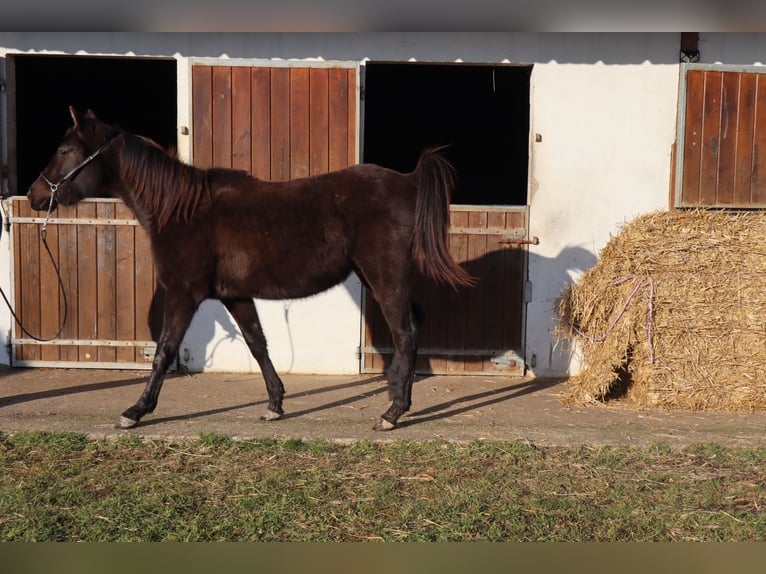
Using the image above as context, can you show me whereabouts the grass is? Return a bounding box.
[1,431,765,541]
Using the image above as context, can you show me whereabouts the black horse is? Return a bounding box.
[27,107,474,431]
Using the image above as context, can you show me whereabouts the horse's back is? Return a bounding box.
[202,164,414,300]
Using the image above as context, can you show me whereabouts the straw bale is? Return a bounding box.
[557,209,766,412]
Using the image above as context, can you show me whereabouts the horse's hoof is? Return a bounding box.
[260,409,282,421]
[116,416,138,429]
[373,418,396,431]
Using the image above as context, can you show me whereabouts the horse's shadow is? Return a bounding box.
[133,374,562,429]
[400,377,560,427]
[0,375,145,407]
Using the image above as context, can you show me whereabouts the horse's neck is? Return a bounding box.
[104,178,151,229]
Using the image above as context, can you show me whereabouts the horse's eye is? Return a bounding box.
[58,147,69,156]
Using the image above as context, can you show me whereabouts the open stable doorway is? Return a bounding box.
[362,62,531,206]
[8,54,177,196]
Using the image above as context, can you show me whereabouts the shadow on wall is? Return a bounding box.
[526,245,598,377]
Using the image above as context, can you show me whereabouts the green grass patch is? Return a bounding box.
[1,431,765,541]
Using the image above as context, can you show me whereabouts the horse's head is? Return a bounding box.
[27,107,118,211]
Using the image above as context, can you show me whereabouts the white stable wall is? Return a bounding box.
[0,32,694,376]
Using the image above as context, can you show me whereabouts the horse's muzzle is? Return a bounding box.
[27,181,56,212]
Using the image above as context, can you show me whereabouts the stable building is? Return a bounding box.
[0,33,759,380]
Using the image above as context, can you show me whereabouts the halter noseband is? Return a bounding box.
[38,133,119,236]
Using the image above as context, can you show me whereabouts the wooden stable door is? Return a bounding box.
[676,65,766,208]
[190,63,358,177]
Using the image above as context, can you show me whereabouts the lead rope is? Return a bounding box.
[0,188,69,342]
[41,185,57,239]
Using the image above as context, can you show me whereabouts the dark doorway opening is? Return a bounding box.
[362,62,531,206]
[8,54,177,196]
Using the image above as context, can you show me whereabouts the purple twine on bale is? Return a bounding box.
[568,274,655,364]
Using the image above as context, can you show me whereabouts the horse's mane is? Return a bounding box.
[119,132,211,229]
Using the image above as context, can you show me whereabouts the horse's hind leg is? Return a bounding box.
[223,298,285,420]
[119,293,199,428]
[373,294,419,431]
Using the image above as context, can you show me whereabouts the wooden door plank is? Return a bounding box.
[733,73,756,205]
[716,71,740,204]
[270,67,291,181]
[191,65,213,169]
[251,67,272,180]
[212,66,233,169]
[96,203,117,363]
[328,67,350,171]
[681,69,705,205]
[76,202,98,363]
[503,243,525,351]
[57,202,80,362]
[481,210,508,371]
[17,203,41,360]
[463,210,489,372]
[445,210,469,372]
[290,68,310,179]
[309,68,330,175]
[700,71,723,205]
[231,66,252,172]
[115,201,137,362]
[134,223,155,347]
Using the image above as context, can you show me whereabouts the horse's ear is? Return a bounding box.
[85,109,98,120]
[69,105,81,128]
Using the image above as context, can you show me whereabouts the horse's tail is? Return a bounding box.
[410,147,477,288]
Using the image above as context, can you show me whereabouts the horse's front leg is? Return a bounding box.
[222,298,285,420]
[117,293,199,429]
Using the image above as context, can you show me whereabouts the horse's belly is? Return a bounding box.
[214,250,352,300]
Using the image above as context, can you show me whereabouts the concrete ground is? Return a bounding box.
[1,365,766,447]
